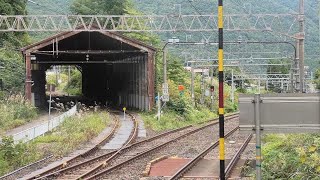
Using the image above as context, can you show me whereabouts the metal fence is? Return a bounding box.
[7,105,77,144]
[239,93,320,133]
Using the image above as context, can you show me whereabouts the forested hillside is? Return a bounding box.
[0,0,30,92]
[26,0,320,71]
[133,0,320,70]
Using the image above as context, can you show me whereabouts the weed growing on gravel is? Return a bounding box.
[141,108,218,131]
[33,111,110,156]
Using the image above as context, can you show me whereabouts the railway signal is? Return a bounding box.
[178,85,185,97]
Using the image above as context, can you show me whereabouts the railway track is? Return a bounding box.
[20,109,129,180]
[29,113,238,179]
[83,114,239,180]
[0,109,122,180]
[169,129,253,180]
[0,155,54,180]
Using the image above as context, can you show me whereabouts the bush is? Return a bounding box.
[64,70,82,95]
[0,94,37,133]
[262,134,320,179]
[0,136,40,175]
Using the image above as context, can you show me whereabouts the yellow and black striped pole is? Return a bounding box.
[218,0,225,180]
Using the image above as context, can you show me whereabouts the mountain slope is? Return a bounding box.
[26,0,320,70]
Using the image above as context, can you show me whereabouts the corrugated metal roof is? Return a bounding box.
[21,26,156,54]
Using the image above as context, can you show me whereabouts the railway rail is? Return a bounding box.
[29,113,238,179]
[85,114,239,179]
[0,109,121,180]
[169,129,252,180]
[21,109,126,180]
[0,155,54,180]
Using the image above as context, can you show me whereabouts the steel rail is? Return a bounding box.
[169,127,239,180]
[31,113,238,179]
[76,112,139,179]
[33,122,194,179]
[0,155,54,179]
[85,115,239,179]
[28,111,120,180]
[225,133,253,178]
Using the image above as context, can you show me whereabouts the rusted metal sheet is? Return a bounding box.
[149,158,191,177]
[25,54,32,101]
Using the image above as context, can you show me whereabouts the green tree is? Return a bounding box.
[0,0,29,92]
[70,0,132,15]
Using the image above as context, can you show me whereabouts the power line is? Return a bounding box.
[187,0,215,29]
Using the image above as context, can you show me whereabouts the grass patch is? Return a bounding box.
[141,107,218,131]
[0,111,110,176]
[0,94,38,135]
[261,134,320,179]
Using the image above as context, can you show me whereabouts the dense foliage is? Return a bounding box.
[134,0,320,71]
[0,0,30,92]
[0,94,37,135]
[70,0,132,15]
[262,134,320,179]
[64,70,82,95]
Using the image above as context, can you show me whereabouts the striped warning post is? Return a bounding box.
[218,0,225,180]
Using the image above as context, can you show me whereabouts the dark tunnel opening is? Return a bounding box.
[23,31,155,111]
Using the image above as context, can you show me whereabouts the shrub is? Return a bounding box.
[262,134,320,179]
[0,94,37,133]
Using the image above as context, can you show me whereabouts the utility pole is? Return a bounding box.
[55,66,58,86]
[191,62,195,105]
[211,66,214,111]
[290,71,294,93]
[231,69,234,103]
[68,65,71,96]
[163,48,167,86]
[157,92,161,120]
[298,0,305,92]
[258,75,261,94]
[48,85,53,131]
[200,69,205,104]
[68,65,71,84]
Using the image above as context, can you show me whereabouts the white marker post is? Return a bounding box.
[48,85,52,131]
[123,107,126,120]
